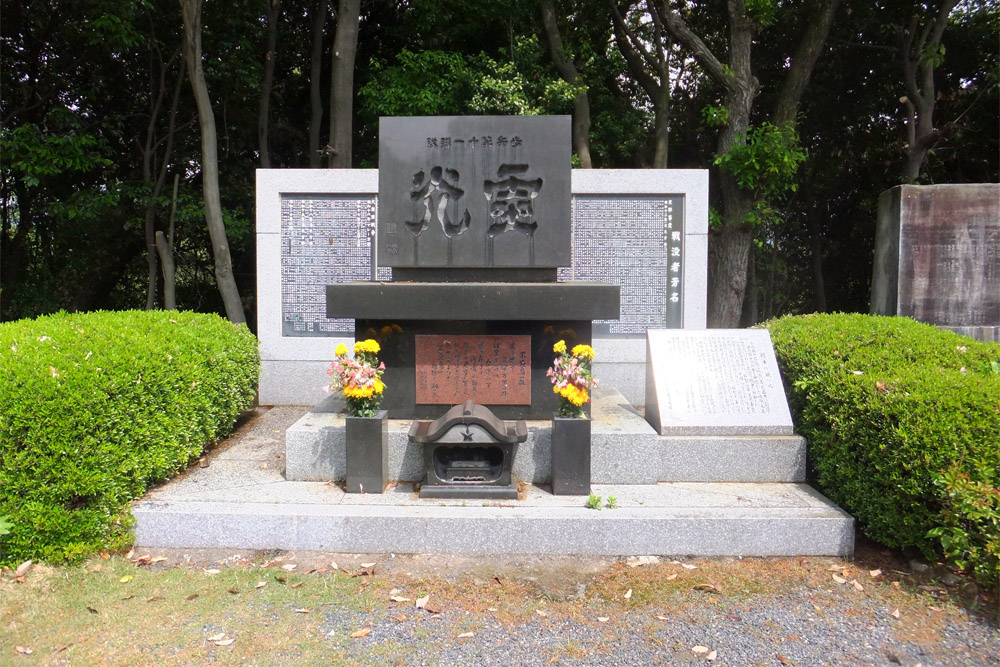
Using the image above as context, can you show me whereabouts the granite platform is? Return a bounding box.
[131,402,853,557]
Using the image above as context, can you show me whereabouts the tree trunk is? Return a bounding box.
[143,49,185,310]
[897,0,958,182]
[181,0,246,324]
[327,0,359,168]
[156,174,180,310]
[540,0,592,168]
[308,0,327,167]
[652,85,669,167]
[258,0,281,169]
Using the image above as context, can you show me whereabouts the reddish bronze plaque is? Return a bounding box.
[415,335,531,405]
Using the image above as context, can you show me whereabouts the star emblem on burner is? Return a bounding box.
[462,427,474,441]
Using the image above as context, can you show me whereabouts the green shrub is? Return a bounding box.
[0,310,259,565]
[765,314,1000,586]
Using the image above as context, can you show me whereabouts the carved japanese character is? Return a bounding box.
[405,166,471,239]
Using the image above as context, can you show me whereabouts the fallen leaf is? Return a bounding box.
[121,595,135,601]
[186,594,199,601]
[99,551,110,560]
[86,606,98,614]
[291,582,303,589]
[832,574,846,584]
[145,596,164,603]
[390,595,411,602]
[360,562,376,568]
[656,615,668,621]
[350,628,371,638]
[665,574,678,581]
[204,569,220,575]
[429,614,442,619]
[457,632,474,639]
[891,581,900,588]
[282,564,297,572]
[415,595,429,609]
[869,569,882,578]
[207,633,226,641]
[275,575,287,583]
[396,614,407,622]
[119,575,133,583]
[214,638,235,647]
[294,608,310,614]
[125,549,135,560]
[777,654,790,665]
[598,616,610,623]
[55,643,72,653]
[681,564,698,570]
[693,584,720,593]
[536,609,549,617]
[330,561,338,570]
[827,564,845,572]
[351,566,376,577]
[305,568,317,574]
[15,646,32,655]
[890,608,901,619]
[624,588,632,599]
[151,557,167,564]
[852,580,864,592]
[692,645,709,654]
[255,581,267,589]
[707,650,717,662]
[929,605,942,611]
[487,607,498,612]
[425,603,442,614]
[228,588,240,595]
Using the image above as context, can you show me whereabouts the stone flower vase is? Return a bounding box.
[550,415,591,496]
[345,410,388,494]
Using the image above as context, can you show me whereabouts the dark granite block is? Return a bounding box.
[327,282,620,321]
[378,116,571,269]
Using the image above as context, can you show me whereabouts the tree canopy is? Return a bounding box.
[2,0,996,325]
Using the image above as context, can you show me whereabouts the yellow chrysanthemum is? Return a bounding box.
[354,339,380,354]
[381,325,393,336]
[373,378,385,395]
[553,340,567,354]
[558,384,589,406]
[572,344,595,360]
[335,343,349,357]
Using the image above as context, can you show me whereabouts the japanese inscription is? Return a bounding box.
[415,335,531,405]
[379,116,571,268]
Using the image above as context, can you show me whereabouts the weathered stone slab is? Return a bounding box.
[872,184,1000,341]
[644,329,793,436]
[378,116,571,268]
[415,335,531,405]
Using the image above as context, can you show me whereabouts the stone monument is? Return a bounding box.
[871,184,1000,342]
[327,116,620,418]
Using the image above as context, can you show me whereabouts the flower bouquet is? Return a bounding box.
[546,339,597,419]
[326,339,386,418]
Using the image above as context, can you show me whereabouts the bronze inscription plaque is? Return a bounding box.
[415,335,531,405]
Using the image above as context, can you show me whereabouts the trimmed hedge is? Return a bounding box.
[765,314,999,585]
[0,310,259,565]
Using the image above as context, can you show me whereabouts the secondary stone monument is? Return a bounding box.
[645,329,793,436]
[327,116,620,419]
[871,184,1000,342]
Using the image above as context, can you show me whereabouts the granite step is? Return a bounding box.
[659,435,806,483]
[132,481,853,557]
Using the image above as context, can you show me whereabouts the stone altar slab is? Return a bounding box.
[378,116,571,268]
[644,329,793,436]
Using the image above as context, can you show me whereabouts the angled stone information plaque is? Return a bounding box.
[645,329,793,436]
[378,116,571,268]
